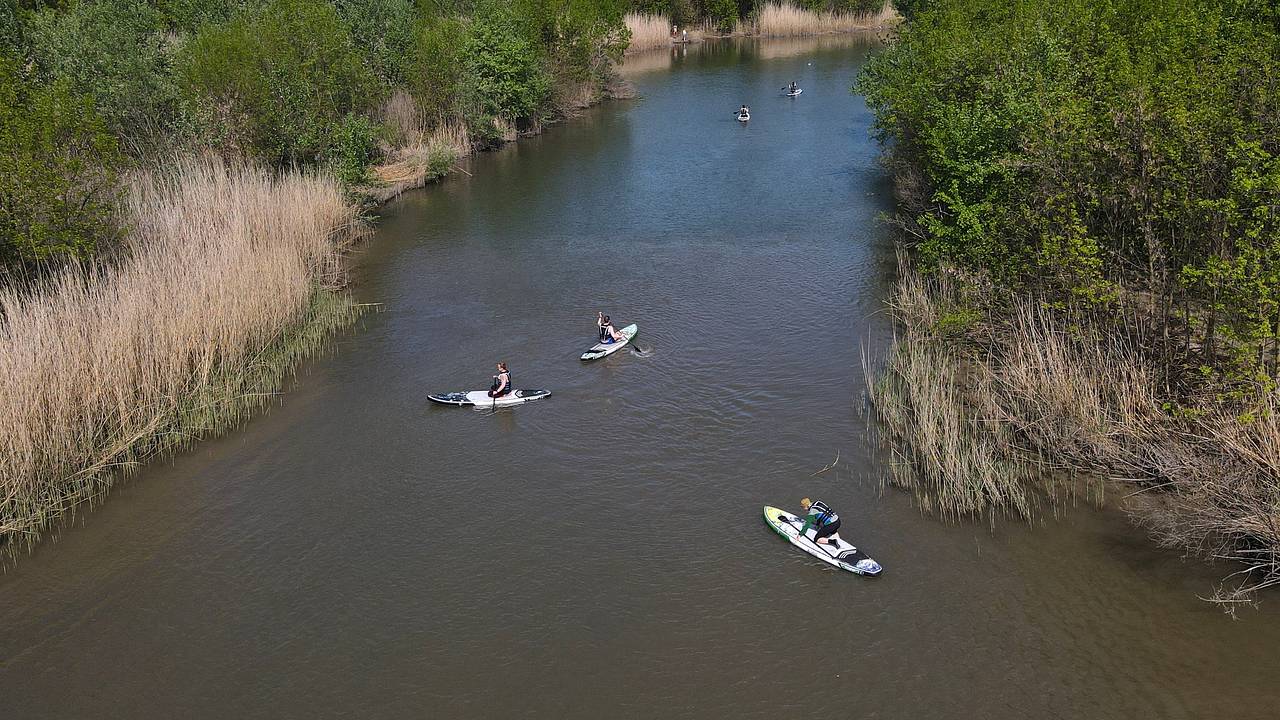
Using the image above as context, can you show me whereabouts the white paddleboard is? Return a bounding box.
[763,505,882,576]
[427,389,551,407]
[737,112,750,122]
[580,324,638,361]
[786,88,803,97]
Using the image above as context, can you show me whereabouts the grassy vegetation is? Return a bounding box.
[624,12,677,52]
[622,1,893,47]
[0,158,363,549]
[753,2,895,36]
[0,0,632,553]
[859,0,1280,602]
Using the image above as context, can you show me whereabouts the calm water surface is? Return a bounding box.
[3,36,1279,719]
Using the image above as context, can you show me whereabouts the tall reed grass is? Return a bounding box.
[369,120,471,203]
[0,156,365,549]
[869,252,1280,604]
[754,2,897,37]
[625,12,673,53]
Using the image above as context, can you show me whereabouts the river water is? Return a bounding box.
[3,36,1279,719]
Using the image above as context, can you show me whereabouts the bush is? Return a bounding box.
[333,0,419,87]
[463,2,551,122]
[24,0,177,138]
[0,0,22,55]
[154,0,264,32]
[704,0,738,32]
[408,14,467,121]
[0,56,123,268]
[325,112,383,185]
[176,0,377,164]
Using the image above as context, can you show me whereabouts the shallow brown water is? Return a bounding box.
[2,36,1279,719]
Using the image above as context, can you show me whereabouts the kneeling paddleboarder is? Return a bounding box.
[488,362,512,398]
[797,497,841,545]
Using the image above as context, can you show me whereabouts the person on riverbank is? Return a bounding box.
[488,362,512,398]
[797,498,841,545]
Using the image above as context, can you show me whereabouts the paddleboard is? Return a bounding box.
[737,112,750,122]
[763,505,882,576]
[427,389,551,407]
[786,88,803,97]
[580,323,638,361]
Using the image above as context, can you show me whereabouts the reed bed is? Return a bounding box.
[625,12,673,53]
[753,2,897,37]
[0,156,365,550]
[369,121,471,203]
[869,253,1280,604]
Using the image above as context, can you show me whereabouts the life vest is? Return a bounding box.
[807,500,839,526]
[492,371,512,396]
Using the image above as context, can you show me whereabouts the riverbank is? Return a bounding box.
[0,72,625,555]
[0,158,364,549]
[870,257,1280,604]
[859,0,1280,604]
[0,2,629,555]
[624,2,899,54]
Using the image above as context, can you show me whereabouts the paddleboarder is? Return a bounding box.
[488,362,512,398]
[797,498,841,545]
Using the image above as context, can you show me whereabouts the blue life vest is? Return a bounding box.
[807,500,839,526]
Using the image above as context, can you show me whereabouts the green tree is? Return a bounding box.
[0,56,123,268]
[334,0,420,87]
[25,0,177,138]
[463,2,550,121]
[409,14,467,120]
[176,0,377,164]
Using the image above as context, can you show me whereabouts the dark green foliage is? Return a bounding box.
[857,0,1280,379]
[463,2,550,121]
[334,0,419,87]
[0,55,123,267]
[703,0,736,31]
[154,0,264,31]
[25,0,177,136]
[409,14,467,120]
[530,0,628,82]
[326,112,384,185]
[0,1,23,55]
[176,0,377,164]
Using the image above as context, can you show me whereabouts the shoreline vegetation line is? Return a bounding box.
[0,1,888,559]
[858,0,1280,605]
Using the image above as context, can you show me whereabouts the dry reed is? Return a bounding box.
[868,252,1280,604]
[368,121,471,203]
[753,2,897,37]
[0,156,365,549]
[625,13,674,53]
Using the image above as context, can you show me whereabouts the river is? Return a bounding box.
[2,36,1278,720]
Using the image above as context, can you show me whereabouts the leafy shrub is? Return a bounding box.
[176,0,377,164]
[154,0,264,31]
[463,2,551,122]
[25,0,177,137]
[409,14,467,121]
[333,0,419,87]
[325,112,383,185]
[0,56,123,268]
[704,0,738,32]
